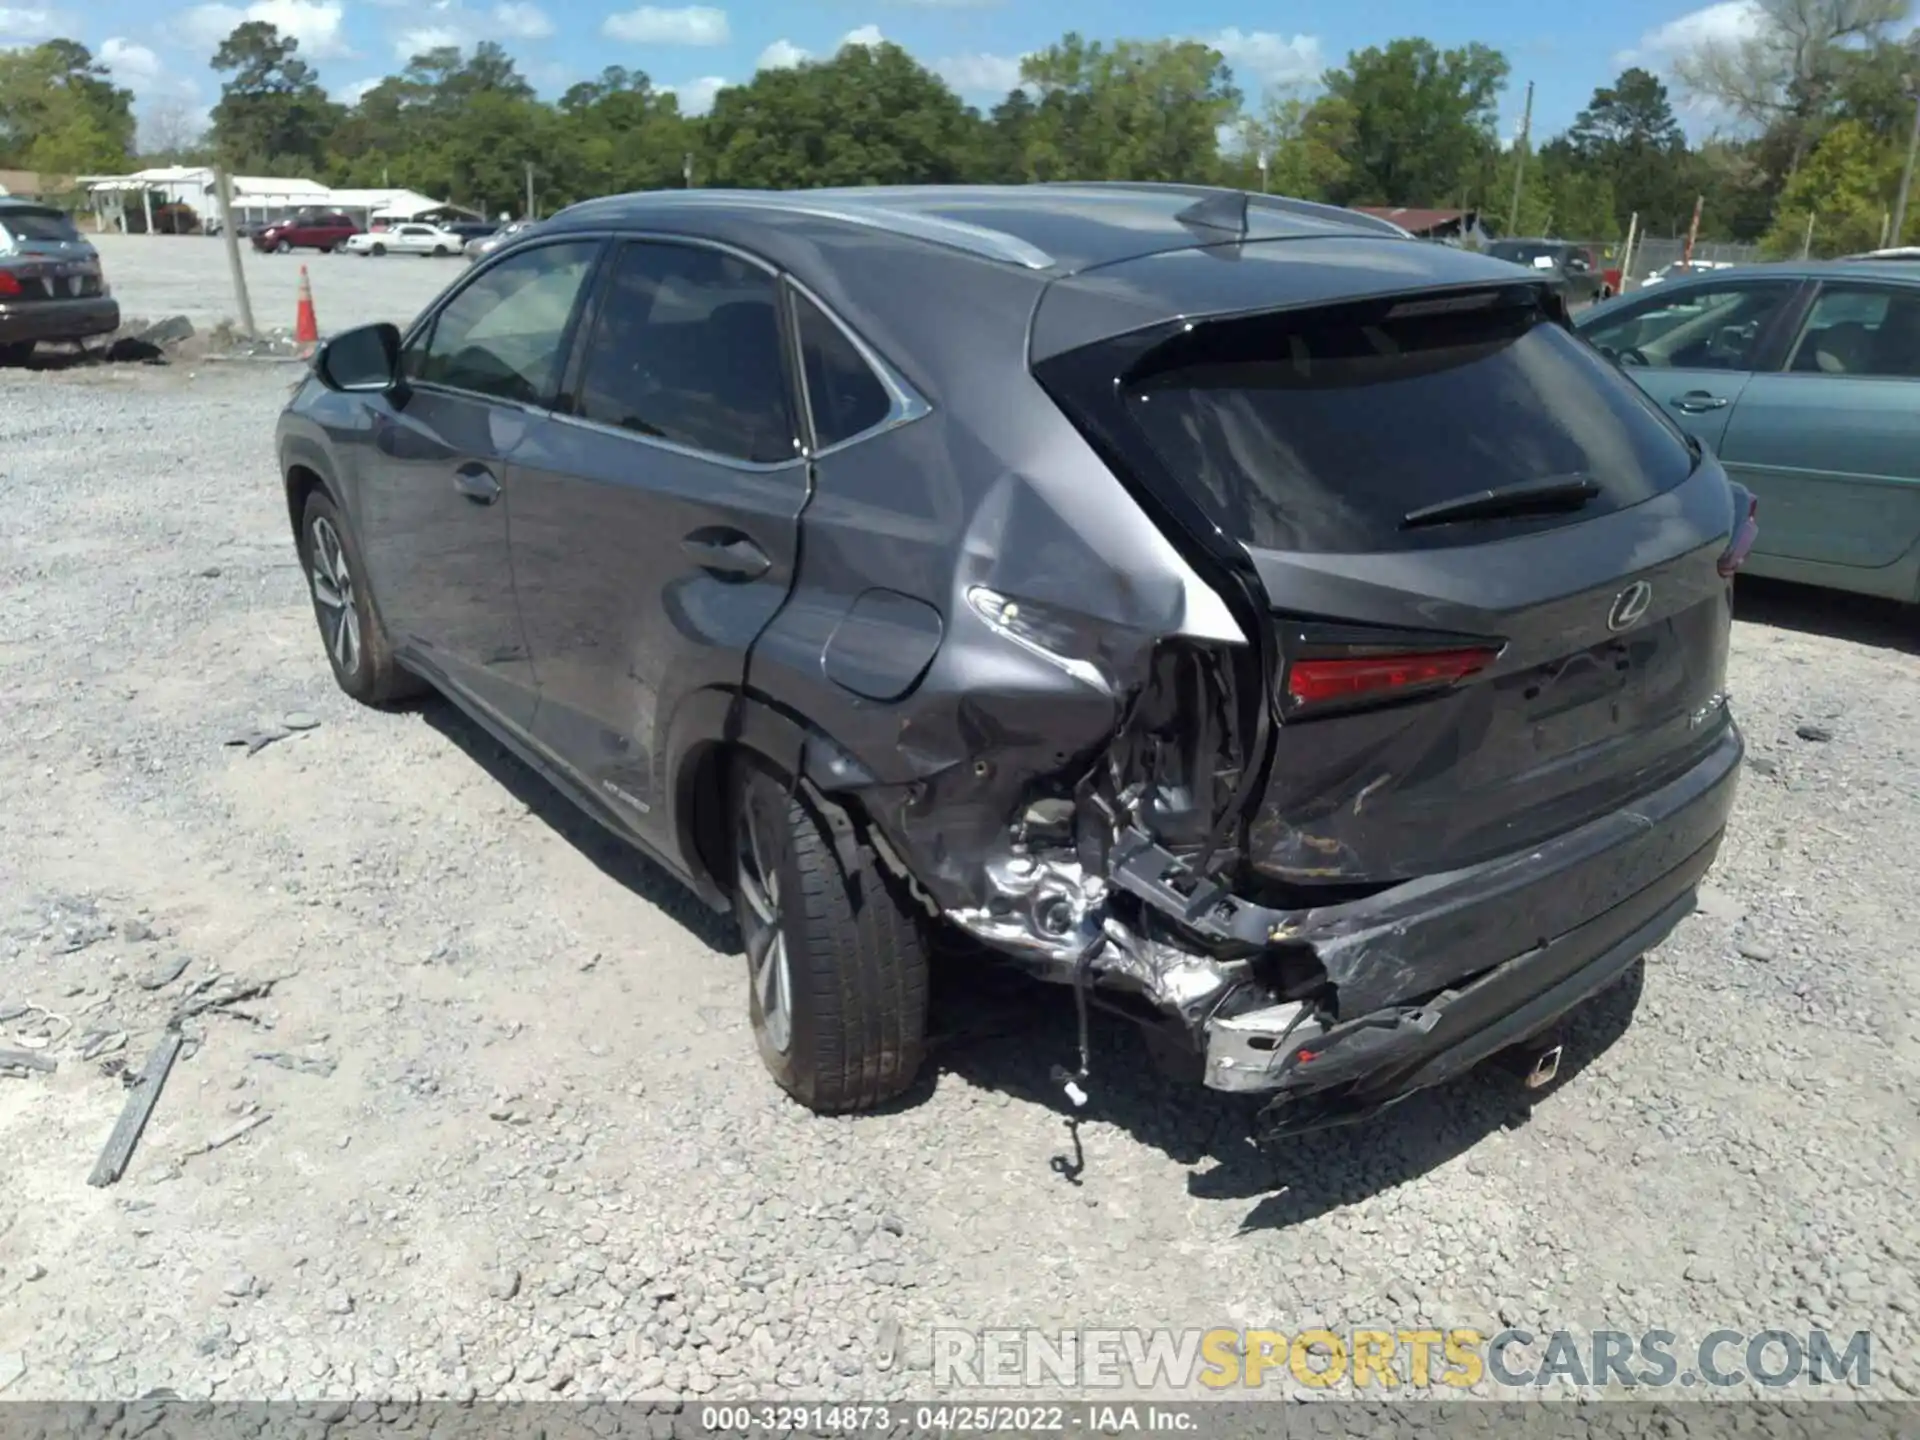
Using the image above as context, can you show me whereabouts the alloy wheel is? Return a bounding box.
[308,516,361,677]
[736,794,793,1055]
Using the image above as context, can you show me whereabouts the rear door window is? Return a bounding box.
[570,241,797,464]
[1785,283,1920,378]
[1123,291,1697,554]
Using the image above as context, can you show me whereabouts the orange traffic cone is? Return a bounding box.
[294,265,319,351]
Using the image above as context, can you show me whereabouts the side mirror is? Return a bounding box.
[316,321,403,394]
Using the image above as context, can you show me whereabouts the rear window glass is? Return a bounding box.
[1488,242,1564,270]
[1123,293,1695,554]
[0,208,81,243]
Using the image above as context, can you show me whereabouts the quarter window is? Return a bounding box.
[793,292,893,448]
[404,240,598,405]
[1581,281,1794,371]
[572,242,797,464]
[1785,285,1920,378]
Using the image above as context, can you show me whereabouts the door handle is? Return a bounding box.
[1671,391,1730,413]
[453,465,501,505]
[682,528,771,580]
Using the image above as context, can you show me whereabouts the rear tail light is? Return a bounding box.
[1284,646,1500,715]
[1719,488,1759,577]
[0,272,20,298]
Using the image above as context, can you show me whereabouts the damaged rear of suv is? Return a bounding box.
[282,184,1749,1134]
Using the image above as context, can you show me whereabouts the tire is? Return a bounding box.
[371,243,386,257]
[432,245,447,257]
[275,239,292,254]
[298,492,426,706]
[0,340,33,367]
[731,759,930,1113]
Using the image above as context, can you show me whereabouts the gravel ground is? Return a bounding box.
[0,358,1917,1411]
[90,233,457,336]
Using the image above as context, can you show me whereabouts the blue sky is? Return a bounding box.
[0,0,1758,151]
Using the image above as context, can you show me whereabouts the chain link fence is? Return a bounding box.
[1618,238,1767,290]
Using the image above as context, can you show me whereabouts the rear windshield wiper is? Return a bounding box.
[1401,474,1601,530]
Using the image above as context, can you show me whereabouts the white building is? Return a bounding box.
[76,169,476,233]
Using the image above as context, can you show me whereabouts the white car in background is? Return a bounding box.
[343,223,464,258]
[1639,259,1736,287]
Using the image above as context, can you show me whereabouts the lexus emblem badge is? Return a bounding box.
[1608,580,1653,631]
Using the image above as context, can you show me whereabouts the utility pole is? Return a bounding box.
[524,162,535,221]
[1507,80,1534,236]
[1256,149,1269,193]
[1619,211,1640,293]
[683,152,694,188]
[1891,83,1920,248]
[212,165,255,339]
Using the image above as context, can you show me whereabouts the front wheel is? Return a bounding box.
[370,243,386,257]
[732,761,930,1113]
[275,239,292,254]
[299,493,425,706]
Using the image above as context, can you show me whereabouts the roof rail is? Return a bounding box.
[1048,181,1414,239]
[565,189,1057,271]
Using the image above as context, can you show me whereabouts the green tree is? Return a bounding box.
[1233,90,1355,200]
[1673,0,1911,177]
[1321,38,1510,206]
[1763,118,1898,254]
[1016,34,1240,182]
[704,41,979,188]
[1564,67,1692,233]
[209,21,341,170]
[0,39,135,171]
[552,67,691,202]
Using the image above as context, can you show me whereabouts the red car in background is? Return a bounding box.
[252,213,362,254]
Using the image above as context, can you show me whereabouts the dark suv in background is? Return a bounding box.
[1488,238,1613,304]
[254,213,362,254]
[279,184,1753,1134]
[0,199,118,365]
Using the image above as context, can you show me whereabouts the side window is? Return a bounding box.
[572,242,797,464]
[403,240,598,405]
[793,292,893,449]
[1785,285,1920,378]
[1582,282,1794,371]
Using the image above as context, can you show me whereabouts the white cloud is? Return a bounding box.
[671,74,726,113]
[491,1,552,38]
[338,75,383,104]
[394,22,464,59]
[1205,28,1322,90]
[602,5,729,44]
[181,0,350,59]
[885,0,1003,7]
[756,37,807,69]
[1616,0,1761,66]
[0,5,61,39]
[933,51,1023,94]
[840,23,884,47]
[101,36,163,83]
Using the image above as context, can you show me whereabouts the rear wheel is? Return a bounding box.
[0,340,33,367]
[731,759,930,1113]
[432,244,448,257]
[299,492,425,706]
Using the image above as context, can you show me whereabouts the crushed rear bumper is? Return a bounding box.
[1198,724,1742,1128]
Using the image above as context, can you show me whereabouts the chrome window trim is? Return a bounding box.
[784,275,931,459]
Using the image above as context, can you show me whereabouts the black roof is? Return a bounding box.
[549,183,1412,276]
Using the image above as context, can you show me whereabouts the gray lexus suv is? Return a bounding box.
[277,183,1754,1135]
